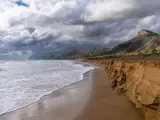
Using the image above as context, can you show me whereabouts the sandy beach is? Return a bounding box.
[75,63,144,120]
[0,63,144,120]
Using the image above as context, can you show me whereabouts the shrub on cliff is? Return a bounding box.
[136,47,160,55]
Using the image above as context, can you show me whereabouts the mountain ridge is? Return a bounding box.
[29,29,160,60]
[111,29,160,55]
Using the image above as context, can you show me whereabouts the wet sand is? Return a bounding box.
[0,71,92,120]
[0,63,144,120]
[75,63,144,120]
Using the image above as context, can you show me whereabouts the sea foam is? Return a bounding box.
[0,60,94,115]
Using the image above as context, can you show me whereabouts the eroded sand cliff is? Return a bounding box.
[84,59,160,120]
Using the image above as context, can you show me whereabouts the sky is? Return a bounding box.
[0,0,160,59]
[15,0,29,7]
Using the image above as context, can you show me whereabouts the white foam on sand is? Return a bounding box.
[0,60,94,115]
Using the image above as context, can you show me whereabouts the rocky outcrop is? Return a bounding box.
[84,59,160,120]
[137,29,159,37]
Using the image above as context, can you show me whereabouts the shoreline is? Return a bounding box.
[0,70,93,120]
[85,59,160,120]
[0,62,144,120]
[75,62,144,120]
[0,61,93,118]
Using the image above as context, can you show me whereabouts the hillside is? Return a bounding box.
[111,29,160,55]
[29,48,111,60]
[29,29,160,60]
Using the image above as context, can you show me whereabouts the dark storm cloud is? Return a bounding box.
[1,0,160,59]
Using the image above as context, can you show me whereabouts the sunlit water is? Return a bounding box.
[0,60,93,115]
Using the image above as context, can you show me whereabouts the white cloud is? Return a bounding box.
[84,0,160,22]
[84,0,134,22]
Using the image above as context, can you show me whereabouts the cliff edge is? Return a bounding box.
[85,59,160,120]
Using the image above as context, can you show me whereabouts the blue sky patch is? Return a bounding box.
[15,0,29,7]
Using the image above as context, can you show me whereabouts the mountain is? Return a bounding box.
[29,48,111,60]
[29,29,160,60]
[111,29,160,55]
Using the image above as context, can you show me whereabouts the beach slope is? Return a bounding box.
[0,63,144,120]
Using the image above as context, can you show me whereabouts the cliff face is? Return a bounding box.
[85,59,160,120]
[104,60,160,120]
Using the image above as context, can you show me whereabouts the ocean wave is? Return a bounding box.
[0,60,94,115]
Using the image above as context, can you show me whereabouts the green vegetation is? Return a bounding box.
[34,48,111,60]
[80,48,111,57]
[59,48,111,59]
[136,47,160,55]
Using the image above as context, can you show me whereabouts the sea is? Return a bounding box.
[0,60,94,115]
